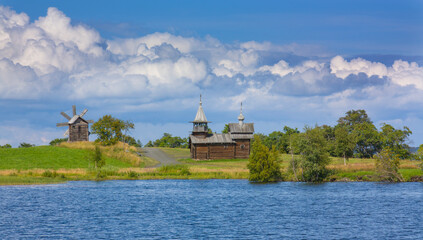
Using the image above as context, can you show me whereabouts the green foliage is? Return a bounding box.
[222,124,230,133]
[92,145,105,169]
[18,142,35,148]
[0,144,12,148]
[122,135,142,147]
[379,124,412,159]
[41,170,58,178]
[158,165,191,175]
[253,126,300,154]
[334,125,357,164]
[375,148,403,182]
[247,135,282,182]
[297,126,331,182]
[418,144,423,171]
[337,109,373,127]
[91,115,135,146]
[147,133,188,148]
[337,109,381,158]
[49,138,68,146]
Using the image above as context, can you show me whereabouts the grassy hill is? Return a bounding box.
[0,146,132,170]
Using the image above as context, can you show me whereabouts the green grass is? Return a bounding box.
[399,169,423,181]
[0,146,132,170]
[0,175,67,185]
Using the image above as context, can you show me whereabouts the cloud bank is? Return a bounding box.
[1,6,423,146]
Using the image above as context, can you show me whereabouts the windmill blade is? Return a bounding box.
[72,105,76,116]
[63,129,69,137]
[61,112,71,120]
[87,120,94,123]
[56,122,68,127]
[79,109,88,117]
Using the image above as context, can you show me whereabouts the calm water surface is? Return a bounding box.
[1,180,422,239]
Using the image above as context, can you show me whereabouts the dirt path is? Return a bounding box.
[141,147,181,167]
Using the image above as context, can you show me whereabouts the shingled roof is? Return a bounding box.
[191,96,210,123]
[190,133,234,144]
[228,123,254,133]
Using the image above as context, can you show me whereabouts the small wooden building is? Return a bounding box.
[67,115,90,142]
[56,105,94,142]
[189,99,254,160]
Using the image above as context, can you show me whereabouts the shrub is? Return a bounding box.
[127,171,138,178]
[375,148,403,182]
[92,145,105,169]
[49,138,68,146]
[42,170,58,178]
[158,165,191,175]
[18,142,35,148]
[247,135,282,183]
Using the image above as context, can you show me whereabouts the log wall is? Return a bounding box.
[234,139,250,159]
[68,119,89,142]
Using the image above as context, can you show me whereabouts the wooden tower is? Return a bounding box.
[56,105,94,142]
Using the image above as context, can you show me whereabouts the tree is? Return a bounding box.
[334,125,357,165]
[122,135,142,147]
[264,131,286,152]
[148,133,189,148]
[321,125,336,156]
[283,126,301,180]
[414,144,423,171]
[297,126,331,182]
[247,135,282,182]
[91,115,135,146]
[92,145,105,169]
[337,110,380,158]
[375,148,403,182]
[222,124,230,133]
[353,122,381,158]
[379,124,412,159]
[0,144,12,148]
[337,109,372,128]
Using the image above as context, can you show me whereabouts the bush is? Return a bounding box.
[127,171,138,178]
[375,148,403,182]
[92,145,105,169]
[42,170,58,178]
[49,138,68,146]
[247,135,282,183]
[18,142,35,148]
[297,126,331,182]
[158,165,191,175]
[0,144,12,148]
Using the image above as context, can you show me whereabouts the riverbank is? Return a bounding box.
[0,145,422,185]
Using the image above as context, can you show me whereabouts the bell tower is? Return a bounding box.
[190,95,209,138]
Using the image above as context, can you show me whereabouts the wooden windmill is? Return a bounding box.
[56,105,94,142]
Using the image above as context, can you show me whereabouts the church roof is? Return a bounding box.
[228,123,255,133]
[190,133,234,144]
[191,96,210,123]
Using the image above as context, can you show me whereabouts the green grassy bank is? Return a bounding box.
[1,145,422,185]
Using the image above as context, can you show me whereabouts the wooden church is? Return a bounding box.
[189,97,254,160]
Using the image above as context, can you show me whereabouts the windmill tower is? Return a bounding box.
[56,105,94,142]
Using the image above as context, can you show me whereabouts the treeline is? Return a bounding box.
[248,110,423,182]
[249,109,421,183]
[255,109,414,161]
[145,133,189,148]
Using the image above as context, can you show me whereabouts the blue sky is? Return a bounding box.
[0,0,422,147]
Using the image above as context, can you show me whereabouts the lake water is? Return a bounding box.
[1,180,422,239]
